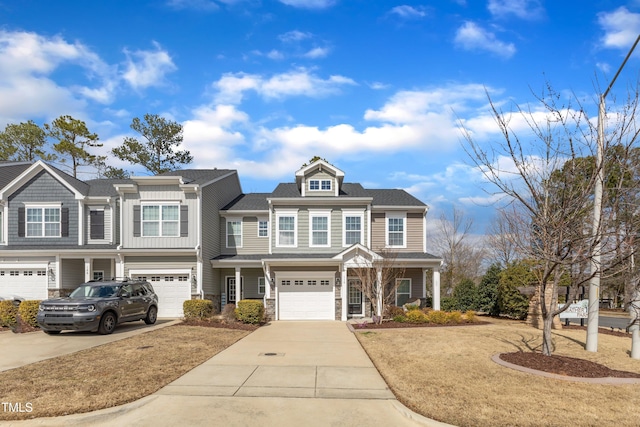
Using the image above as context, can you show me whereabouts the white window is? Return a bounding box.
[258,277,265,294]
[226,219,242,248]
[164,276,174,281]
[343,211,364,246]
[386,213,406,248]
[294,280,304,286]
[321,280,330,286]
[23,271,33,276]
[258,219,268,237]
[9,271,18,276]
[142,204,179,237]
[151,276,160,282]
[93,271,104,281]
[396,278,411,306]
[37,270,46,276]
[27,207,61,237]
[309,179,332,191]
[282,280,291,286]
[276,210,297,247]
[310,210,331,247]
[178,276,188,282]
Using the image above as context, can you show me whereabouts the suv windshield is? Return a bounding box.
[69,284,120,298]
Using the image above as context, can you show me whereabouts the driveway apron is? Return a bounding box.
[159,321,394,399]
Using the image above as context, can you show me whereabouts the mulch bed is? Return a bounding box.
[179,318,260,331]
[353,320,489,329]
[500,351,640,378]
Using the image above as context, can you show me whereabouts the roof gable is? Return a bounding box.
[0,161,87,200]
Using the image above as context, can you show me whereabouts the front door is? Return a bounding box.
[348,279,363,315]
[226,277,243,304]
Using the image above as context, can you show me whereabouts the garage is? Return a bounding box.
[0,266,48,300]
[277,273,335,320]
[131,272,191,318]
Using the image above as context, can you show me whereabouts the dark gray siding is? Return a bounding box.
[8,171,79,246]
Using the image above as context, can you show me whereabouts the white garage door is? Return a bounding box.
[132,274,190,318]
[0,267,48,300]
[278,275,335,320]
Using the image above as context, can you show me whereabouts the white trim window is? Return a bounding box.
[386,212,406,248]
[309,210,331,247]
[276,210,298,247]
[343,210,364,246]
[396,278,411,306]
[27,206,61,237]
[309,179,332,191]
[142,204,179,237]
[258,218,268,238]
[258,277,265,294]
[226,218,242,248]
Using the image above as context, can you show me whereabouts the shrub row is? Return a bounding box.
[182,299,264,325]
[0,300,41,329]
[392,307,477,325]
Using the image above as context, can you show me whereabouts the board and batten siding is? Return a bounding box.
[7,171,79,246]
[201,172,243,297]
[92,258,114,279]
[85,205,112,244]
[124,256,197,276]
[60,258,85,290]
[370,211,424,252]
[121,186,198,249]
[218,267,265,299]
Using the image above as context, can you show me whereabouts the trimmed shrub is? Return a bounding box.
[440,297,458,312]
[18,300,41,328]
[0,300,18,328]
[393,314,407,323]
[464,310,476,323]
[446,310,462,324]
[405,310,428,323]
[426,310,449,325]
[235,300,264,324]
[183,299,214,320]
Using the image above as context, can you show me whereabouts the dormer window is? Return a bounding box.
[309,179,331,191]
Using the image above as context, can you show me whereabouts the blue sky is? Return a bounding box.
[0,0,639,236]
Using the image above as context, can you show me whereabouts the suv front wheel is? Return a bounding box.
[98,311,117,335]
[144,306,157,325]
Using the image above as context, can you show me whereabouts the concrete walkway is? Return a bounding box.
[6,321,451,426]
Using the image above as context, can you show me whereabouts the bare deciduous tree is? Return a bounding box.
[486,209,519,267]
[462,84,640,356]
[349,248,406,324]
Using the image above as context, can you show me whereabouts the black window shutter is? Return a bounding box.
[90,210,105,240]
[180,205,188,237]
[133,205,141,237]
[61,207,69,237]
[18,207,25,237]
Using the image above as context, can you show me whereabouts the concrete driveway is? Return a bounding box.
[10,321,450,426]
[0,319,178,372]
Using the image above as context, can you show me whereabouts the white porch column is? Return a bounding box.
[235,267,241,302]
[422,268,427,298]
[341,267,347,321]
[433,267,441,311]
[116,254,125,278]
[84,257,91,282]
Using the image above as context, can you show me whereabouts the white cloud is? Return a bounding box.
[390,5,427,19]
[369,82,390,90]
[303,47,330,58]
[122,42,177,90]
[278,30,313,43]
[278,0,336,9]
[597,7,640,49]
[454,21,516,58]
[213,68,356,104]
[0,30,117,123]
[487,0,544,20]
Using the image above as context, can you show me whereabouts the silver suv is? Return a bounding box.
[37,279,159,335]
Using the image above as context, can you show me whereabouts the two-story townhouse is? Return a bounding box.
[109,169,242,317]
[212,160,443,321]
[0,161,243,318]
[0,161,120,302]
